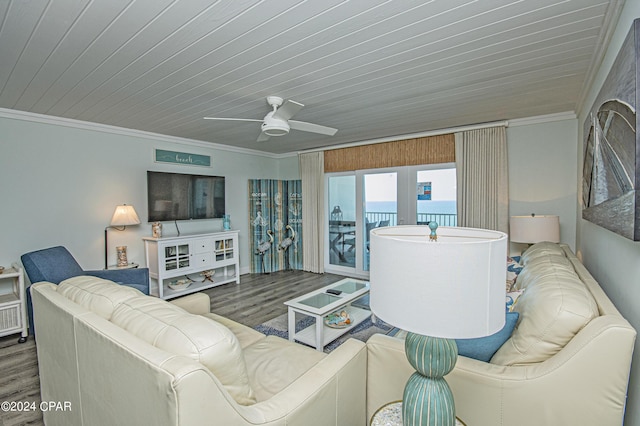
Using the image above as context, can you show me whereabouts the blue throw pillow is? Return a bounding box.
[455,312,519,362]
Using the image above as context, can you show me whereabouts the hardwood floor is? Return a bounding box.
[205,270,346,327]
[0,270,345,426]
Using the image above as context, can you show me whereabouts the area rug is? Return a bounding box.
[254,313,393,353]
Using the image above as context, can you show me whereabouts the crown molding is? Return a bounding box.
[1,107,578,159]
[508,112,576,127]
[0,108,287,159]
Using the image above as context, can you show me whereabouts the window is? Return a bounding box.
[325,164,456,277]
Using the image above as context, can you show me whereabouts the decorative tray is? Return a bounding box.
[168,279,192,290]
[324,310,352,328]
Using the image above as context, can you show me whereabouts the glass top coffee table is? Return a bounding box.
[284,278,370,351]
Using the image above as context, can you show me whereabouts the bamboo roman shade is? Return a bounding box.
[324,134,455,172]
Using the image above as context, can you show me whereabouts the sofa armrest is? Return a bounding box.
[86,268,150,294]
[367,315,637,426]
[237,338,367,425]
[366,334,412,422]
[169,292,211,315]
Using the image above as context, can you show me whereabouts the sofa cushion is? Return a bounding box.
[203,312,266,349]
[58,276,142,319]
[456,312,519,362]
[111,296,256,405]
[491,262,599,365]
[243,335,326,402]
[514,254,576,290]
[520,241,565,264]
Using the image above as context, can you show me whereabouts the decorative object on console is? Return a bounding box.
[104,204,141,269]
[116,246,128,267]
[510,214,560,245]
[152,222,162,238]
[223,214,231,230]
[370,223,507,426]
[167,278,192,290]
[201,269,215,282]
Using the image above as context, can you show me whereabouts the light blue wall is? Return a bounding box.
[507,116,578,254]
[275,154,299,180]
[0,111,578,275]
[577,3,640,424]
[0,113,283,275]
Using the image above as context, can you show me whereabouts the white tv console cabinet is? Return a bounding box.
[143,231,240,300]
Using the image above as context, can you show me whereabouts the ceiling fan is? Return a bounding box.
[204,96,338,142]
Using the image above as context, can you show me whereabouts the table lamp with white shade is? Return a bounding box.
[510,214,560,244]
[369,223,507,426]
[104,204,141,269]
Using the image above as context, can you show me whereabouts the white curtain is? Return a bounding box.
[455,126,509,233]
[298,151,325,273]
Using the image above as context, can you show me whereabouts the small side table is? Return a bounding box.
[0,265,28,343]
[107,262,139,270]
[371,401,467,426]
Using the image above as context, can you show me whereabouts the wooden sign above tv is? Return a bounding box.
[155,149,211,167]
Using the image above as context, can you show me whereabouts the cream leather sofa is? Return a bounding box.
[366,243,636,426]
[31,276,367,426]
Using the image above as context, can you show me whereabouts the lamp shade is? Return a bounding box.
[510,215,559,244]
[370,225,507,339]
[110,204,141,227]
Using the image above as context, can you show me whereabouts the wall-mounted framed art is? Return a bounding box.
[582,18,639,240]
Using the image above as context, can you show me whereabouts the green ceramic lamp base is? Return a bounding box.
[403,332,458,426]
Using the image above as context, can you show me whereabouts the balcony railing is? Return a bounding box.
[364,212,457,227]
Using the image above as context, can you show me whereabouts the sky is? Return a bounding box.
[365,169,456,202]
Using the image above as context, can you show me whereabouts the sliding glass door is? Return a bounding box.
[325,164,456,278]
[327,174,356,269]
[363,172,397,271]
[415,166,457,226]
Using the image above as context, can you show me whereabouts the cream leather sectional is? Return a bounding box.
[30,242,636,426]
[31,276,367,426]
[366,243,637,425]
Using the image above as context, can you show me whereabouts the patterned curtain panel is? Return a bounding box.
[248,179,303,273]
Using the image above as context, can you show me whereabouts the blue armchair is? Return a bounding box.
[21,246,149,336]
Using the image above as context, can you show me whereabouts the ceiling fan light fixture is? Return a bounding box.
[263,126,289,136]
[262,113,290,136]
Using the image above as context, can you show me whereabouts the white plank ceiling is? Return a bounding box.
[0,0,625,154]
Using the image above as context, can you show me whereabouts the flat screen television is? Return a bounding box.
[147,171,225,222]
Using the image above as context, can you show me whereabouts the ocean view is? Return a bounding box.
[366,200,456,214]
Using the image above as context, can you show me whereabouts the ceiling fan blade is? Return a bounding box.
[289,120,338,136]
[257,132,271,142]
[273,100,303,121]
[203,117,262,123]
